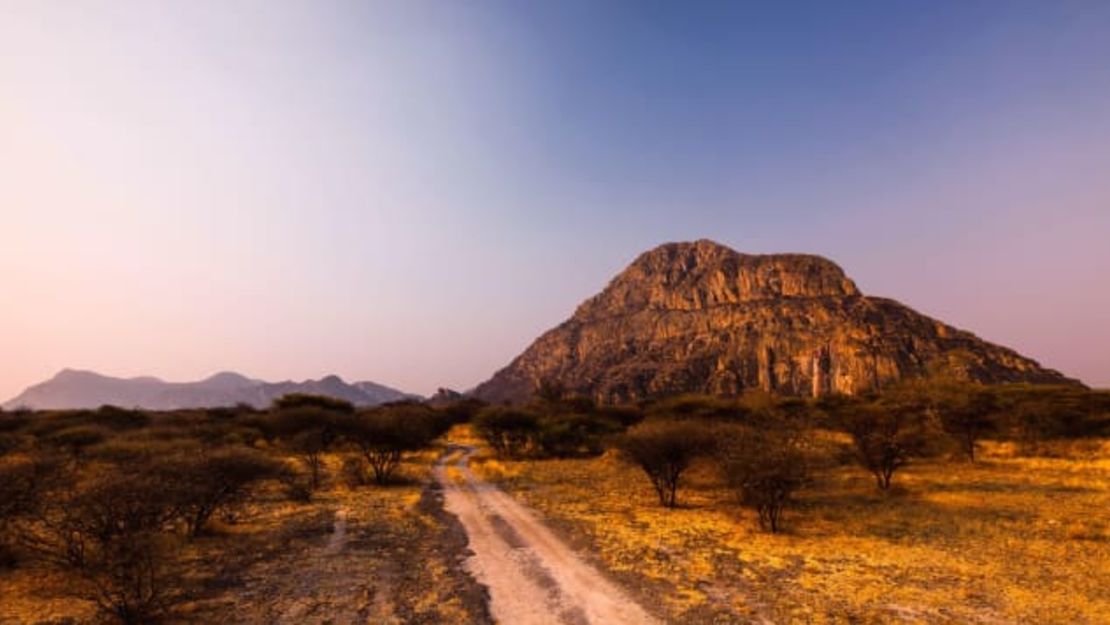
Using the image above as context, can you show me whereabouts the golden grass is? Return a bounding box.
[474,440,1110,624]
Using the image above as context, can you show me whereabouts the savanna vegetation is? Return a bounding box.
[472,381,1110,623]
[0,397,490,625]
[5,379,1108,624]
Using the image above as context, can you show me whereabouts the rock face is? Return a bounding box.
[3,369,421,411]
[474,240,1076,404]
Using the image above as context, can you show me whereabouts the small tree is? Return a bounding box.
[290,429,328,491]
[346,406,438,484]
[931,384,999,461]
[718,427,809,533]
[616,420,713,508]
[264,405,343,492]
[837,395,931,491]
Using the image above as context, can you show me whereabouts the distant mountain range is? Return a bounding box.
[2,369,421,411]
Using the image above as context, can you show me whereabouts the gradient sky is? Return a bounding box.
[2,1,1109,400]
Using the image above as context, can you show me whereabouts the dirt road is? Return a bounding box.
[436,445,660,625]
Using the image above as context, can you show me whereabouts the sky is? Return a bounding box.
[2,1,1109,400]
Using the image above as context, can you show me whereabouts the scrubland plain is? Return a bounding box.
[3,386,1108,625]
[0,404,491,625]
[475,436,1110,624]
[1,452,489,625]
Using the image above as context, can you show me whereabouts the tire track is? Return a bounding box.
[435,445,659,625]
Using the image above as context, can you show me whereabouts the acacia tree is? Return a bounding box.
[931,384,999,461]
[290,429,328,491]
[264,405,345,492]
[616,420,713,508]
[718,427,809,533]
[838,395,932,491]
[346,406,438,484]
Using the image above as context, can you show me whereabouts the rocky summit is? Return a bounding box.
[474,240,1076,403]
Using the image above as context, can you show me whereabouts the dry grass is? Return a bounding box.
[474,439,1110,624]
[0,448,488,625]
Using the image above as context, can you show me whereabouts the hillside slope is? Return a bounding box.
[474,240,1075,403]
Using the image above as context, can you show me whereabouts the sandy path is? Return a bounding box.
[436,445,660,625]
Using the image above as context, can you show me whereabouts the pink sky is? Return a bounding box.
[2,2,1108,400]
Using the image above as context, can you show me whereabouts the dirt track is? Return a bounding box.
[436,445,660,625]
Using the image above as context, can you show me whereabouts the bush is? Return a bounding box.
[536,413,622,457]
[277,466,314,503]
[25,466,184,624]
[44,425,110,459]
[996,385,1110,442]
[341,455,368,488]
[0,455,60,566]
[438,398,488,425]
[271,393,354,414]
[0,431,33,457]
[163,448,283,536]
[616,420,714,508]
[474,407,540,458]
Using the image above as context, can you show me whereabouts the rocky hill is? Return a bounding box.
[3,369,420,411]
[474,240,1076,403]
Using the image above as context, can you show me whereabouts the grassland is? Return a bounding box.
[474,437,1110,624]
[0,450,490,625]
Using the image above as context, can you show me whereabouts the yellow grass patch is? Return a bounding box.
[485,441,1110,624]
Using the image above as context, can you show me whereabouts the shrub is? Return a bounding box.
[25,467,184,624]
[91,406,152,431]
[997,385,1110,443]
[0,432,33,457]
[438,397,487,425]
[536,413,622,457]
[44,425,110,459]
[597,405,644,428]
[474,407,540,458]
[163,448,283,536]
[271,393,354,414]
[277,466,314,503]
[341,455,368,488]
[0,455,60,566]
[616,420,714,508]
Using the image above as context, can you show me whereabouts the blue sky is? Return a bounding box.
[2,1,1109,398]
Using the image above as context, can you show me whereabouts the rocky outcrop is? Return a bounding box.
[474,240,1077,404]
